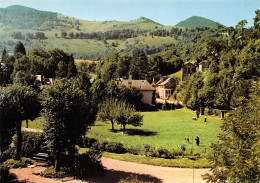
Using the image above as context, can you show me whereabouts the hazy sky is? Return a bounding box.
[0,0,259,27]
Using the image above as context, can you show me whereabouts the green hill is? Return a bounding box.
[176,16,224,28]
[0,5,163,32]
[0,5,221,60]
[0,5,59,30]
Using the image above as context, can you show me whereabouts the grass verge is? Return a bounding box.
[79,148,211,168]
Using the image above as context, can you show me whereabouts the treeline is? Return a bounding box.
[178,14,260,112]
[96,49,183,82]
[0,42,76,86]
[58,29,148,40]
[12,31,47,40]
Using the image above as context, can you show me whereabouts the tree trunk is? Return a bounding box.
[111,120,115,131]
[15,122,22,160]
[55,156,60,172]
[26,119,28,128]
[123,125,126,132]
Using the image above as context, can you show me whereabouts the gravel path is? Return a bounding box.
[22,127,43,133]
[10,157,209,183]
[18,127,209,182]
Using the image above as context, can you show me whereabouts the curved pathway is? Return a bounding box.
[11,157,209,183]
[16,127,209,182]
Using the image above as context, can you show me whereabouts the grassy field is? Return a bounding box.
[22,117,43,130]
[87,108,222,154]
[23,109,221,167]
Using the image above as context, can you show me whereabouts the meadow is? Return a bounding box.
[22,108,222,167]
[87,108,222,154]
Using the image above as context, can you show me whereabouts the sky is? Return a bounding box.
[0,0,259,27]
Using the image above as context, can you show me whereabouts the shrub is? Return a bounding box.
[100,141,108,151]
[172,148,184,157]
[88,138,98,147]
[118,175,154,183]
[180,144,186,152]
[21,131,46,157]
[43,148,104,179]
[2,157,33,168]
[144,144,151,156]
[73,149,104,178]
[0,164,17,183]
[0,147,15,163]
[157,148,172,158]
[105,142,126,154]
[127,146,142,155]
[43,166,68,178]
[82,137,98,148]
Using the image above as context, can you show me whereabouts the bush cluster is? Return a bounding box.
[83,138,192,159]
[21,132,47,157]
[0,147,15,163]
[2,157,33,169]
[43,148,104,179]
[0,165,17,183]
[104,142,126,154]
[82,137,126,154]
[118,175,154,183]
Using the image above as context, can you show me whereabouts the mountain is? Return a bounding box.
[0,5,58,30]
[0,5,222,60]
[176,16,224,29]
[0,5,163,32]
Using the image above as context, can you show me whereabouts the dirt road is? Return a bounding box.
[11,157,209,183]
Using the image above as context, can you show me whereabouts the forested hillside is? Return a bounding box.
[0,5,59,30]
[0,5,224,60]
[176,16,224,28]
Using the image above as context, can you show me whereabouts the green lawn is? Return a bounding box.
[22,117,43,130]
[87,108,222,154]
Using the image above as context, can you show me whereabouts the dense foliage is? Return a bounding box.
[0,43,77,86]
[180,10,260,111]
[204,84,260,182]
[99,100,143,132]
[0,85,41,160]
[41,78,96,171]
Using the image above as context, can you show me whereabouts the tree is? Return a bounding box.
[41,79,95,172]
[182,72,204,111]
[0,85,41,160]
[98,99,119,131]
[115,102,143,132]
[12,56,34,85]
[130,49,149,79]
[14,42,26,59]
[99,100,143,132]
[1,49,8,64]
[204,84,260,182]
[61,31,67,38]
[69,32,74,39]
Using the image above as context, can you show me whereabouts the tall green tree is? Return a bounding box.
[12,56,34,85]
[204,84,260,182]
[14,42,26,59]
[130,49,149,79]
[0,85,41,160]
[41,79,95,172]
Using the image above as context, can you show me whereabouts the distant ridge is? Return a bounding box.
[132,17,162,26]
[176,16,225,29]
